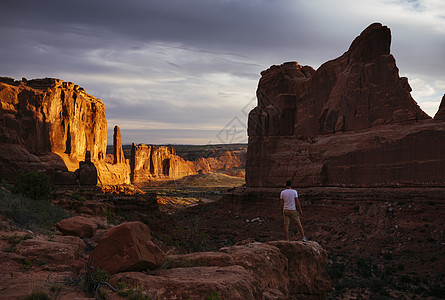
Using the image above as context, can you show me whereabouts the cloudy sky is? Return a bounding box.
[1,0,444,145]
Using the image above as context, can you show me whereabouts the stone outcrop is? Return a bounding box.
[111,240,331,299]
[113,125,125,164]
[131,144,243,183]
[55,216,97,238]
[246,23,445,187]
[0,77,107,161]
[17,235,85,265]
[89,221,166,275]
[0,77,131,185]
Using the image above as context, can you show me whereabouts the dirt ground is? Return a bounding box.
[168,186,445,299]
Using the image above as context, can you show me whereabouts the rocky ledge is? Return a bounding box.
[0,219,331,299]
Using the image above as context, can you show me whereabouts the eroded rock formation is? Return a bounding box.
[113,125,125,164]
[111,239,331,299]
[246,23,445,187]
[131,144,243,183]
[0,77,130,185]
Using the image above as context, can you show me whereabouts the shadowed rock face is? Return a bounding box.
[246,23,445,187]
[434,95,445,120]
[248,23,429,139]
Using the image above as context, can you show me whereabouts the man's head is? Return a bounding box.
[285,180,292,187]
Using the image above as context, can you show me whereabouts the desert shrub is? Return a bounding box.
[12,170,52,202]
[2,233,32,253]
[104,209,126,225]
[208,292,221,300]
[0,189,72,233]
[24,289,50,300]
[83,266,118,299]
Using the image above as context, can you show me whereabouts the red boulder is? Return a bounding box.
[89,221,165,274]
[55,216,97,238]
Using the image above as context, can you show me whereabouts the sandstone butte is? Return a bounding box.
[0,77,243,186]
[247,23,445,188]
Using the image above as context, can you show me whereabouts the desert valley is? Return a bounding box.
[0,23,444,300]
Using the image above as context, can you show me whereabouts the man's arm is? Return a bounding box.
[280,198,284,210]
[296,197,302,214]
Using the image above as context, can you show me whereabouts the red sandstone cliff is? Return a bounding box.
[246,23,445,187]
[0,77,130,185]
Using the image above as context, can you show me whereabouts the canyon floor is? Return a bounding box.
[150,175,445,300]
[1,173,444,299]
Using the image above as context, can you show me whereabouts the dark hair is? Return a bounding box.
[285,180,292,187]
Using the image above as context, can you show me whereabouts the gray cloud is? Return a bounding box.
[1,0,444,144]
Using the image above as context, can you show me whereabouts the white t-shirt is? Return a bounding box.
[280,189,298,210]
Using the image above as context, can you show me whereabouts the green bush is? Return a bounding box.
[0,189,72,233]
[83,266,112,298]
[12,170,53,202]
[24,289,50,300]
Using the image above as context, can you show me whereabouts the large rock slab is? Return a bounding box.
[112,266,262,300]
[268,241,332,297]
[164,251,236,268]
[89,221,166,274]
[17,235,85,264]
[111,240,331,299]
[220,241,289,296]
[55,216,97,238]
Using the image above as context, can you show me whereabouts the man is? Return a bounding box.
[280,180,307,242]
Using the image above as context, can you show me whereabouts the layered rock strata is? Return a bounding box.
[246,23,445,187]
[0,77,130,185]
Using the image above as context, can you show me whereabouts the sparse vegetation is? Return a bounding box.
[24,289,50,300]
[0,189,72,233]
[12,170,53,202]
[104,209,126,225]
[2,233,31,252]
[117,282,152,300]
[163,219,210,253]
[0,171,71,233]
[82,266,115,299]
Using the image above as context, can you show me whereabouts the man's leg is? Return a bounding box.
[290,211,306,240]
[296,219,305,239]
[283,211,290,241]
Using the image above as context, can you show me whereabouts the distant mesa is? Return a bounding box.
[246,23,445,187]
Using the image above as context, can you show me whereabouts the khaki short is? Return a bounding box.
[283,209,301,225]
